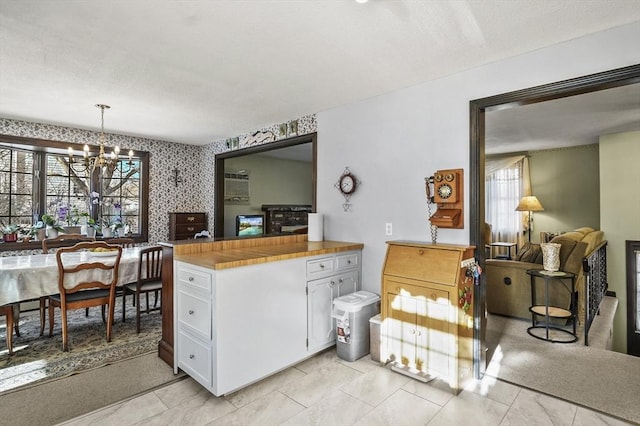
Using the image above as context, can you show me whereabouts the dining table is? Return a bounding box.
[0,247,144,306]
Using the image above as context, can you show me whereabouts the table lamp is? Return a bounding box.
[515,195,544,242]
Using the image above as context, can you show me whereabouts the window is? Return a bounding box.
[0,134,149,245]
[0,147,34,227]
[45,153,91,223]
[485,158,524,243]
[100,159,141,233]
[44,153,142,232]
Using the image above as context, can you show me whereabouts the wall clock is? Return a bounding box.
[335,167,360,211]
[339,172,357,195]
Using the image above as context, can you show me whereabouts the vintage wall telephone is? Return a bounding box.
[425,168,464,229]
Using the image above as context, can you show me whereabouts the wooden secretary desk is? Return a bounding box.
[381,241,475,394]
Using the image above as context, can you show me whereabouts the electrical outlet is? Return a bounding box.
[385,223,393,236]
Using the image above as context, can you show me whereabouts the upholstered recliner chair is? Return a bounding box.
[485,227,603,324]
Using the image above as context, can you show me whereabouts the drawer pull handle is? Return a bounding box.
[338,278,343,284]
[418,249,424,255]
[319,264,325,269]
[431,293,437,300]
[188,310,194,315]
[189,354,195,359]
[188,277,194,282]
[330,280,335,287]
[187,217,195,222]
[347,260,352,264]
[187,227,195,231]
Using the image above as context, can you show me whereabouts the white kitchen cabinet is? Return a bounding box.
[307,270,358,352]
[174,249,361,396]
[306,250,360,353]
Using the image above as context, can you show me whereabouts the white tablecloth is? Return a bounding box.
[0,247,143,306]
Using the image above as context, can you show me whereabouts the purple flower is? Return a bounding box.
[57,205,69,221]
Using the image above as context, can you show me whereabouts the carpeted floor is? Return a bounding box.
[0,296,162,394]
[486,311,640,424]
[0,352,184,426]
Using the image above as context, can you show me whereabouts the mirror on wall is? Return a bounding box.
[214,133,317,238]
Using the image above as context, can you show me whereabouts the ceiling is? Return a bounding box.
[486,83,640,155]
[1,1,639,146]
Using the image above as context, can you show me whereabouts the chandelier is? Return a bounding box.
[67,104,133,173]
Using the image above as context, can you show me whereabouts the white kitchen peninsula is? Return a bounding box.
[168,235,363,396]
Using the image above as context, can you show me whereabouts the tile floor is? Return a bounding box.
[61,348,632,426]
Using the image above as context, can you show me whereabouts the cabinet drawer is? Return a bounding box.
[177,266,212,293]
[384,245,460,285]
[177,330,212,388]
[176,223,205,234]
[173,213,206,224]
[307,257,334,276]
[177,290,211,339]
[336,253,358,270]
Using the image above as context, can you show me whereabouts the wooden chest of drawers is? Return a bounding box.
[169,213,207,241]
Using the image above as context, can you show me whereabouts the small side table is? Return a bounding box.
[526,269,577,343]
[489,242,517,260]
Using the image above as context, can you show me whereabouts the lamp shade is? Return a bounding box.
[515,195,544,212]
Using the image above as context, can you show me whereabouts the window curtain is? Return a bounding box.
[486,155,529,247]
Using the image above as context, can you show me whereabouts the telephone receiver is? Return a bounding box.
[425,176,435,204]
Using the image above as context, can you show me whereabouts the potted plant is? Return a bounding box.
[58,205,88,234]
[86,218,99,238]
[29,221,47,241]
[1,223,21,243]
[41,214,63,238]
[101,216,123,238]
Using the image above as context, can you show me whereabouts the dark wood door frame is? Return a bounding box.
[626,240,640,356]
[469,64,640,377]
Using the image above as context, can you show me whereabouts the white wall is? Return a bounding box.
[316,18,640,339]
[600,131,640,352]
[529,144,600,240]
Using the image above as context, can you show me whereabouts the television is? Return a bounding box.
[236,214,265,237]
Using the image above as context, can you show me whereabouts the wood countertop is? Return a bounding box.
[173,239,364,270]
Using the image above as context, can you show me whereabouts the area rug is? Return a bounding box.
[485,313,640,424]
[0,297,161,394]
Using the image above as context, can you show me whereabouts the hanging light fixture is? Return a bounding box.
[67,104,133,172]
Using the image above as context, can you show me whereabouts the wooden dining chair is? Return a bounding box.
[41,233,97,333]
[48,241,122,351]
[42,233,96,254]
[1,304,15,355]
[121,246,162,333]
[105,238,135,248]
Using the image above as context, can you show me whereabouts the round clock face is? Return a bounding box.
[339,174,356,195]
[437,183,452,199]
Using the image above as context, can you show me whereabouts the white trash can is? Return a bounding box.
[332,291,380,362]
[369,313,381,363]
